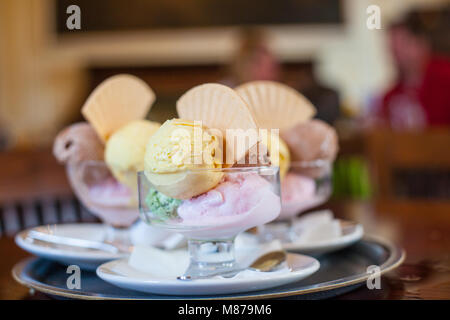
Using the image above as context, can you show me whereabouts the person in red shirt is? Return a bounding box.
[379,11,450,129]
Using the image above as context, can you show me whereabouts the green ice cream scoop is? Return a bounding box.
[145,188,182,221]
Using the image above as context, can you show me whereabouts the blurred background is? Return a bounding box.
[0,0,449,251]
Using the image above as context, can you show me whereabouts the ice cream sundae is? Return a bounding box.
[138,83,281,276]
[236,81,338,223]
[53,74,160,243]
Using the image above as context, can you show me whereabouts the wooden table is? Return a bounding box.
[1,199,449,300]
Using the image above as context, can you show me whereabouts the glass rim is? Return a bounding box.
[68,159,331,170]
[138,165,279,176]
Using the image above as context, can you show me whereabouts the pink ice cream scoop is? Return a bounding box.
[279,173,326,220]
[177,173,281,239]
[67,163,139,228]
[85,178,138,227]
[88,177,133,207]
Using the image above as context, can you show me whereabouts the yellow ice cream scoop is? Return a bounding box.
[105,120,160,190]
[261,132,290,180]
[144,119,223,199]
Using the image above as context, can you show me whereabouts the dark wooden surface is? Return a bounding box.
[1,199,449,300]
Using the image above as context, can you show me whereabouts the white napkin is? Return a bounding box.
[128,238,285,279]
[292,209,342,243]
[130,221,186,250]
[128,246,189,277]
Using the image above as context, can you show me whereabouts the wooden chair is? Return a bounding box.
[0,149,97,236]
[0,149,72,203]
[365,127,450,223]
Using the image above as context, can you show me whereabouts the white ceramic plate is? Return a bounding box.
[96,253,319,296]
[15,223,127,270]
[282,221,364,255]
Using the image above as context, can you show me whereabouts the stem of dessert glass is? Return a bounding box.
[104,224,131,246]
[184,238,238,277]
[257,224,277,243]
[287,217,299,242]
[256,224,269,242]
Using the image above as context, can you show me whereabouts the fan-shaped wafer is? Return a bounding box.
[81,74,156,142]
[176,83,258,165]
[235,81,316,130]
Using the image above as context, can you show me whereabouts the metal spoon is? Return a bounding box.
[26,230,132,254]
[177,250,287,281]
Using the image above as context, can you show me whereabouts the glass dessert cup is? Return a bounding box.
[138,166,281,277]
[66,160,139,246]
[259,159,333,243]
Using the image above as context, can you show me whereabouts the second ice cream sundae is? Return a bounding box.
[54,74,160,228]
[236,81,339,220]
